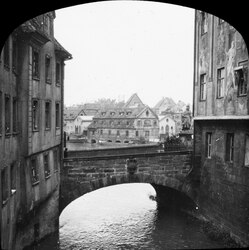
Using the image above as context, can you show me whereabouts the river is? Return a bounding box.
[36,183,227,249]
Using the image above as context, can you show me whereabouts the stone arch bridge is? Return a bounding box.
[60,148,200,213]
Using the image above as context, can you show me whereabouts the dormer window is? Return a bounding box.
[101,112,106,116]
[110,112,115,116]
[126,111,131,115]
[119,112,124,116]
[146,110,149,116]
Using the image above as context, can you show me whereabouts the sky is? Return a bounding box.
[54,0,195,107]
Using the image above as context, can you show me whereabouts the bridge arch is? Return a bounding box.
[60,172,197,214]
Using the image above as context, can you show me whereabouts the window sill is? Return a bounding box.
[45,175,51,180]
[32,129,39,132]
[56,127,60,130]
[46,80,52,84]
[13,132,19,136]
[199,99,206,102]
[238,94,247,97]
[5,133,12,137]
[32,181,40,186]
[56,83,61,87]
[45,128,51,131]
[216,96,224,99]
[54,170,59,173]
[32,77,40,81]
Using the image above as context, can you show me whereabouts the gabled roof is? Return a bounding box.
[123,93,145,108]
[136,106,158,119]
[64,107,83,120]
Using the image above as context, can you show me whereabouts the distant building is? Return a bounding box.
[158,115,176,140]
[193,10,249,245]
[0,11,71,250]
[88,94,159,143]
[74,115,93,136]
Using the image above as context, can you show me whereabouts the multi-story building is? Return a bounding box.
[0,11,71,250]
[193,10,249,245]
[88,94,159,143]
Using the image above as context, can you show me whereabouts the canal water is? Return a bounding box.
[37,183,227,249]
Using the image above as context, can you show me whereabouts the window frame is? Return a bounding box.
[32,47,40,80]
[55,102,60,129]
[0,91,2,135]
[45,100,51,130]
[217,67,225,98]
[1,167,9,205]
[45,54,52,84]
[5,94,11,135]
[200,73,207,101]
[205,132,212,159]
[56,61,61,86]
[12,37,18,74]
[32,99,39,132]
[44,153,51,179]
[53,148,59,172]
[12,97,18,134]
[244,134,249,167]
[226,133,234,162]
[235,67,247,97]
[31,157,39,185]
[200,11,208,35]
[10,163,16,195]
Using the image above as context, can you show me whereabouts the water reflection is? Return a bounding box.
[58,183,225,250]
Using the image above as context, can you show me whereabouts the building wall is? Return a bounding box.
[0,12,71,250]
[193,10,249,246]
[194,11,248,117]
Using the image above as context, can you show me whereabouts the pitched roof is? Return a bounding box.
[123,93,145,108]
[64,107,83,120]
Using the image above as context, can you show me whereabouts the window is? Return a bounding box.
[161,126,164,133]
[55,102,60,128]
[226,133,234,162]
[117,130,120,136]
[200,74,206,101]
[206,133,212,158]
[137,120,141,126]
[31,157,39,184]
[1,167,8,204]
[5,95,11,134]
[32,48,40,79]
[200,11,207,35]
[136,131,139,137]
[153,121,157,126]
[45,55,51,83]
[12,37,18,73]
[245,134,249,167]
[144,119,151,126]
[44,153,50,178]
[13,97,18,133]
[53,148,59,172]
[146,110,149,116]
[3,39,10,69]
[126,130,129,136]
[110,112,115,116]
[56,61,61,85]
[145,131,150,137]
[217,68,225,98]
[108,130,111,135]
[235,67,247,96]
[10,164,16,194]
[166,125,169,133]
[32,99,39,131]
[126,121,130,125]
[0,91,2,135]
[100,129,103,135]
[45,101,51,129]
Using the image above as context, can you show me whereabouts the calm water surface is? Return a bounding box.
[38,183,227,249]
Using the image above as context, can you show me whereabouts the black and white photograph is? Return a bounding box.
[0,0,248,249]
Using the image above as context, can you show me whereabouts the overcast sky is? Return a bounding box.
[54,0,195,107]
